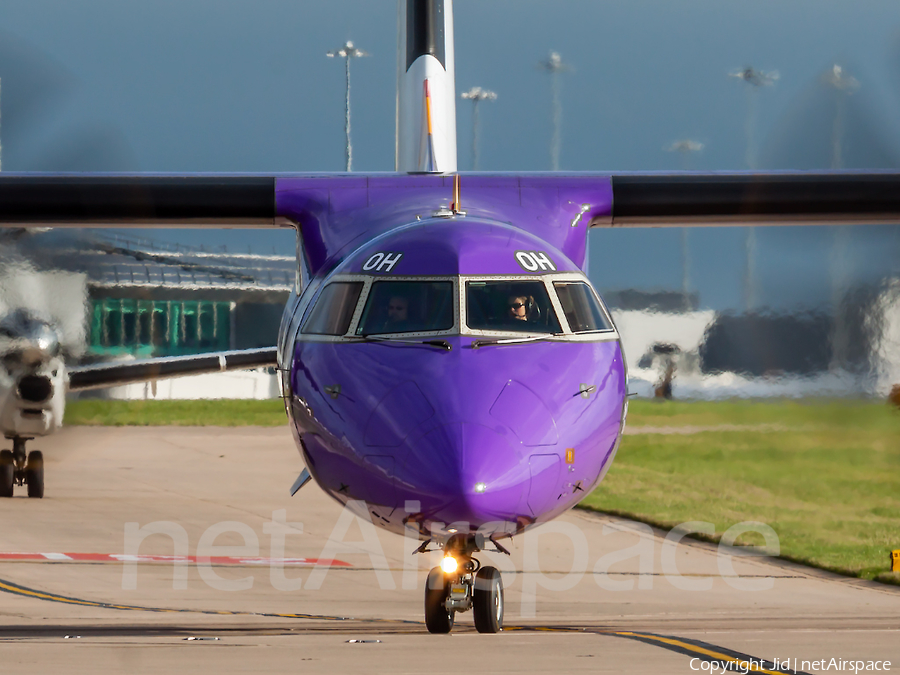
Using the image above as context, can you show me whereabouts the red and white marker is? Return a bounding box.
[0,552,351,566]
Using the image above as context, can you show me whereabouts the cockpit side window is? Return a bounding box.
[466,281,561,333]
[357,281,454,335]
[301,282,363,335]
[553,281,613,332]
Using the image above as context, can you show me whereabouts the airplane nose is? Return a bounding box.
[0,311,61,367]
[18,375,53,403]
[402,422,529,526]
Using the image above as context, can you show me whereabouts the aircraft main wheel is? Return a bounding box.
[424,566,454,634]
[473,566,504,633]
[25,450,43,499]
[0,450,14,498]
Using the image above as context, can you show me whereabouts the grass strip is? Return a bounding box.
[580,399,900,584]
[625,398,898,432]
[65,398,287,427]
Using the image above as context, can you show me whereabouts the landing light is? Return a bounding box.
[440,555,458,574]
[474,482,486,493]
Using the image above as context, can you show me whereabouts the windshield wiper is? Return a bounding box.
[356,335,452,351]
[470,334,564,349]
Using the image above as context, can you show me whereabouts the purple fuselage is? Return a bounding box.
[275,174,626,542]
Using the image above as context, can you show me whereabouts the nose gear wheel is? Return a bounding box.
[25,451,44,499]
[0,450,13,498]
[424,566,454,633]
[473,566,504,633]
[423,561,504,634]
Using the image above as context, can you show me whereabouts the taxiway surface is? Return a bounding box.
[0,426,897,674]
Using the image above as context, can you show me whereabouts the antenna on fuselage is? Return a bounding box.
[432,173,465,218]
[450,173,464,214]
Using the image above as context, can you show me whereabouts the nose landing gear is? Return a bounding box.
[0,437,43,498]
[422,533,505,634]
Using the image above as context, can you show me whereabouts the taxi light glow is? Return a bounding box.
[440,555,458,574]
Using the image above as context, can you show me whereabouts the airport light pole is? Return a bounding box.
[665,139,704,170]
[538,51,570,171]
[823,64,859,170]
[728,67,778,170]
[665,139,704,305]
[461,87,497,171]
[327,41,369,172]
[823,64,859,370]
[729,66,778,313]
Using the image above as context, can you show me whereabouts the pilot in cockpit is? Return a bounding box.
[383,295,412,332]
[507,295,534,322]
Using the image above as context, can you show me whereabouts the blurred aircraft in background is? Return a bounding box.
[0,298,275,498]
[0,251,276,498]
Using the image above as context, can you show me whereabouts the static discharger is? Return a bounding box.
[892,550,900,573]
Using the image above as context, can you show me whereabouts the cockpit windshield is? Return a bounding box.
[357,281,454,335]
[302,281,363,335]
[554,281,613,332]
[466,281,561,333]
[299,275,613,342]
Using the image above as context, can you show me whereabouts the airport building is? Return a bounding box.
[606,286,900,399]
[5,229,292,399]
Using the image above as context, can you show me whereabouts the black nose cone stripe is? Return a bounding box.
[18,375,53,403]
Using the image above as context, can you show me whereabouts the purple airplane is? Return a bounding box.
[2,0,900,634]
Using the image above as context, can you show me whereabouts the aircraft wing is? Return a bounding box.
[2,171,900,272]
[1,172,900,229]
[0,175,278,227]
[606,172,900,227]
[67,347,278,392]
